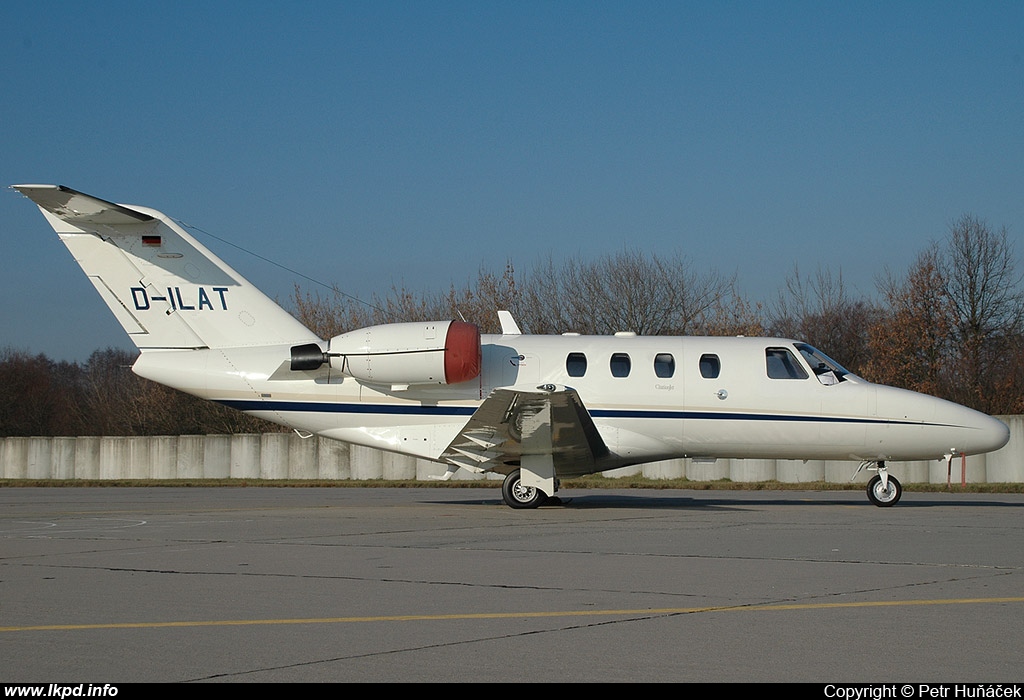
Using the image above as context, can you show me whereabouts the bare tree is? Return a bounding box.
[769,265,879,373]
[696,292,767,337]
[278,233,1019,412]
[0,348,84,436]
[940,214,1023,411]
[77,347,285,436]
[519,249,734,336]
[292,251,735,338]
[865,247,953,395]
[291,261,523,337]
[291,285,373,339]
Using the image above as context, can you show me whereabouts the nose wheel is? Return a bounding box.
[855,460,903,507]
[867,473,902,506]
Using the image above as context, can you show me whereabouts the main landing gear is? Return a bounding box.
[854,460,902,507]
[501,469,556,509]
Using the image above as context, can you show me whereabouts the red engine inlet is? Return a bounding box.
[325,319,482,385]
[444,320,482,384]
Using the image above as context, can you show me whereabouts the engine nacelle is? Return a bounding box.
[327,320,480,385]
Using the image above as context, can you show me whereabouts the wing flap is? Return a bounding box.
[440,385,608,476]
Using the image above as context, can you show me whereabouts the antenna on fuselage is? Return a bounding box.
[498,310,522,335]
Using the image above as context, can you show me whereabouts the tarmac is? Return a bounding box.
[1,486,1023,683]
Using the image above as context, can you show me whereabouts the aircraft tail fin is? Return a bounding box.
[14,185,319,350]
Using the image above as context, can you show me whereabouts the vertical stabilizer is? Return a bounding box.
[14,185,318,350]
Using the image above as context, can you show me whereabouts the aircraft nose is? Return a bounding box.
[950,405,1011,455]
[974,413,1011,454]
[877,386,1012,459]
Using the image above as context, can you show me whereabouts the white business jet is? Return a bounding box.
[13,185,1010,508]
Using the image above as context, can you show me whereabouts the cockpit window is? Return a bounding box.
[766,348,808,379]
[794,343,850,385]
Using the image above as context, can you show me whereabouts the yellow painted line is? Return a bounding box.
[3,597,1024,633]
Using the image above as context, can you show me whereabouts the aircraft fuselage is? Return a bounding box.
[132,333,1009,475]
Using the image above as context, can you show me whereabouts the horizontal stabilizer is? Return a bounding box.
[13,185,154,225]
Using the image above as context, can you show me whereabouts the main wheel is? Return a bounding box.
[506,407,526,443]
[867,474,902,507]
[501,469,546,509]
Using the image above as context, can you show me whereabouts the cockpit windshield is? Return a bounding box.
[794,343,852,385]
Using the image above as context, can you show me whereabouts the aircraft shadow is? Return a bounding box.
[435,493,1024,510]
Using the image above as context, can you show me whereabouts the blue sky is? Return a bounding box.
[2,2,1022,361]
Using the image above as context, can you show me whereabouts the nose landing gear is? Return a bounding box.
[854,461,903,507]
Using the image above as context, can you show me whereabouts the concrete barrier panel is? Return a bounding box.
[260,434,290,479]
[826,459,863,484]
[100,437,128,480]
[350,445,383,480]
[176,436,205,479]
[52,437,76,479]
[317,437,350,480]
[150,436,178,479]
[686,459,729,482]
[126,437,151,479]
[287,434,319,479]
[231,435,261,479]
[3,437,28,479]
[203,435,231,479]
[382,452,416,480]
[416,457,450,480]
[731,458,775,482]
[986,416,1023,483]
[965,453,987,484]
[777,459,824,483]
[27,437,52,479]
[74,437,100,479]
[602,465,641,478]
[894,460,930,484]
[640,458,684,479]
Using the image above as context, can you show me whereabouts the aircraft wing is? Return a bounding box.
[440,385,609,480]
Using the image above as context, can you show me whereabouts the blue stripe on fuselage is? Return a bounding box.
[219,400,477,416]
[216,399,955,428]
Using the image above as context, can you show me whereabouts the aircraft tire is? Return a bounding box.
[866,474,902,507]
[501,469,546,509]
[506,408,525,443]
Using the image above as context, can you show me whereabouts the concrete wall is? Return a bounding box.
[2,415,1022,484]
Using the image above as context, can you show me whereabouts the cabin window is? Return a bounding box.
[699,354,720,379]
[654,353,675,378]
[566,352,587,377]
[766,348,809,379]
[610,353,631,377]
